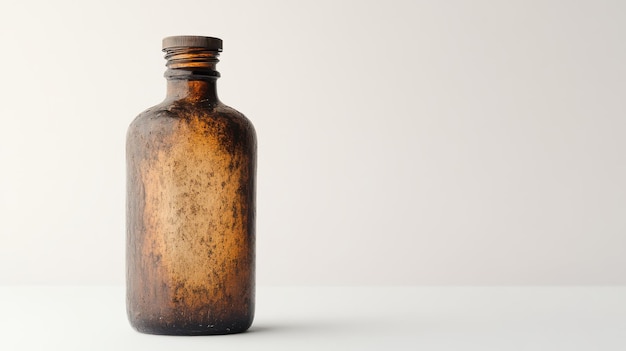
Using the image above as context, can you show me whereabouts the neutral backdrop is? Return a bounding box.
[0,0,624,286]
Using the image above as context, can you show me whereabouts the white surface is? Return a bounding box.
[1,286,625,350]
[1,0,626,285]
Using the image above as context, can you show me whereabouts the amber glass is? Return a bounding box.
[126,36,256,335]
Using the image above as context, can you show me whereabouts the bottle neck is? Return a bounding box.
[166,79,218,102]
[163,47,220,102]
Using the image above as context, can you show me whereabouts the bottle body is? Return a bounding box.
[126,37,256,335]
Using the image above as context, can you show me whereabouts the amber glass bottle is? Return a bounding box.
[126,36,256,335]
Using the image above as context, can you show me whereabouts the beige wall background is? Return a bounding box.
[0,0,624,285]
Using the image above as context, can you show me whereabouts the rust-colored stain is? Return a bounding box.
[126,97,256,335]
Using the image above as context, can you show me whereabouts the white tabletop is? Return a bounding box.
[1,286,624,350]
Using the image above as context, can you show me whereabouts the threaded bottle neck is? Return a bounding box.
[161,36,223,101]
[164,47,221,80]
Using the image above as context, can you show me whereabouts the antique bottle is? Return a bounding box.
[126,36,256,335]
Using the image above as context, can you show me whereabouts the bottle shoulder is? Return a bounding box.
[131,100,250,122]
[127,100,256,142]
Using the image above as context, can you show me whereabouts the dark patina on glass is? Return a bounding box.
[126,36,256,335]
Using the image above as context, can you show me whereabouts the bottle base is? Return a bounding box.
[130,319,253,336]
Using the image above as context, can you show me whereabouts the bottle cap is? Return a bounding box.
[162,36,223,51]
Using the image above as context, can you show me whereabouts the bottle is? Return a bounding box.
[126,36,256,335]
